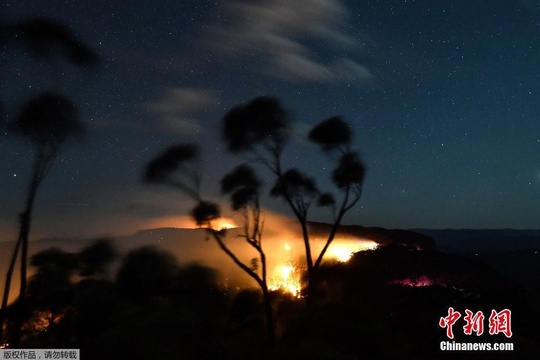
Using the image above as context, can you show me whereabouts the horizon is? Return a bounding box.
[4,220,540,245]
[2,222,540,246]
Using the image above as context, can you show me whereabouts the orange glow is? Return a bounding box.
[267,239,379,297]
[142,216,196,230]
[141,216,239,231]
[268,261,301,297]
[268,242,301,297]
[280,263,294,279]
[326,239,378,262]
[208,217,238,231]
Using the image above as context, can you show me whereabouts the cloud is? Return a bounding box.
[269,52,333,82]
[147,88,219,135]
[149,88,217,115]
[159,117,204,135]
[333,58,375,82]
[91,88,218,135]
[207,0,374,84]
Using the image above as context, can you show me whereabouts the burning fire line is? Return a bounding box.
[268,243,302,297]
[268,239,379,297]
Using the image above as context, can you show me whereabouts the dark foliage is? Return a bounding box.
[221,165,261,210]
[4,241,539,359]
[115,246,178,300]
[221,165,262,193]
[191,201,221,226]
[9,93,83,146]
[222,96,289,152]
[71,279,119,345]
[30,248,79,271]
[308,116,351,152]
[143,144,198,183]
[6,18,98,69]
[317,193,336,207]
[174,265,227,317]
[28,248,78,311]
[0,13,98,347]
[270,169,318,199]
[77,238,116,277]
[332,151,366,190]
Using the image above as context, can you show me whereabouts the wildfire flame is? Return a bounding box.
[326,240,379,262]
[268,243,302,297]
[268,239,379,297]
[207,217,238,231]
[391,276,445,287]
[269,262,302,297]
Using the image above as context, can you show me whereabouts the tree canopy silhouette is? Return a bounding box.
[9,93,83,145]
[144,96,367,347]
[221,165,262,210]
[2,93,85,314]
[144,148,277,345]
[0,13,97,344]
[116,246,178,301]
[0,16,98,130]
[77,238,117,277]
[222,96,289,154]
[0,18,98,69]
[308,116,351,153]
[221,97,366,302]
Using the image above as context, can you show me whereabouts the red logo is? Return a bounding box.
[488,309,512,338]
[463,310,485,336]
[439,308,512,339]
[439,307,461,339]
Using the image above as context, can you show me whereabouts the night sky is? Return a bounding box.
[1,0,539,240]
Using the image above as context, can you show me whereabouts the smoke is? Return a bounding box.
[178,209,377,292]
[0,208,378,304]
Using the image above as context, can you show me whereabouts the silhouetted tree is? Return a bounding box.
[0,16,98,132]
[1,12,97,344]
[7,240,116,347]
[116,246,178,302]
[25,248,78,344]
[174,264,227,319]
[60,239,117,348]
[222,97,365,302]
[0,18,98,69]
[144,147,277,346]
[77,238,116,278]
[1,94,83,320]
[0,94,85,346]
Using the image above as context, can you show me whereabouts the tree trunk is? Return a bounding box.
[262,285,276,347]
[0,237,22,343]
[0,155,43,345]
[259,251,275,347]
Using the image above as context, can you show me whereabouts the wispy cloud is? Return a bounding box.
[91,88,219,135]
[207,0,375,84]
[147,88,219,135]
